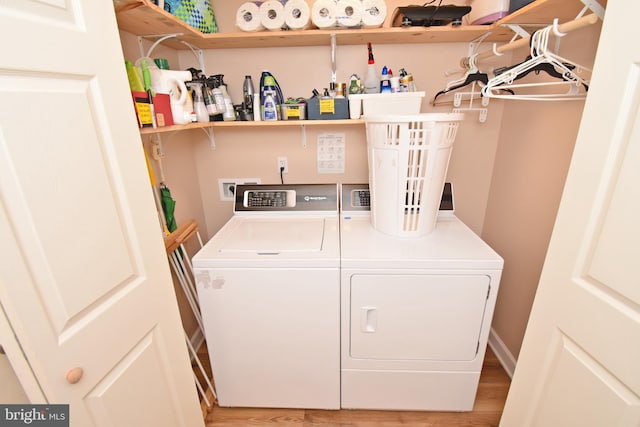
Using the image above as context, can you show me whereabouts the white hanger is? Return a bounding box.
[434,54,489,122]
[482,20,591,101]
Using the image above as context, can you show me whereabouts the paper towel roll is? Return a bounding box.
[260,0,286,31]
[361,0,387,28]
[236,2,264,32]
[284,0,311,30]
[311,0,338,29]
[335,0,363,28]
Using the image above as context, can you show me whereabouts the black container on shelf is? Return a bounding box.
[307,97,349,120]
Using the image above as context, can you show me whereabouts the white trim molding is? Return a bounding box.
[488,328,517,378]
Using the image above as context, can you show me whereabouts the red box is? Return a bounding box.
[131,91,174,127]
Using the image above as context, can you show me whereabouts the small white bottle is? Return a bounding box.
[253,95,262,122]
[212,87,227,114]
[220,85,236,121]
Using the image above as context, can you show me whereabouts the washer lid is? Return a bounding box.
[219,217,325,253]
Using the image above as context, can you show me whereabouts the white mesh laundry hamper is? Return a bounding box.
[364,113,464,237]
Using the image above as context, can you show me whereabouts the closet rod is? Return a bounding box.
[469,13,600,64]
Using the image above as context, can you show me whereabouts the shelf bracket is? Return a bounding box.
[503,24,531,40]
[137,33,184,59]
[301,124,307,148]
[201,127,216,150]
[467,32,492,59]
[136,34,205,74]
[578,0,605,20]
[179,41,206,75]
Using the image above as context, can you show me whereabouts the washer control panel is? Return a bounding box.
[235,184,339,213]
[245,190,290,208]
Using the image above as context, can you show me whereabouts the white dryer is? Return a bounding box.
[339,184,503,411]
[193,184,340,409]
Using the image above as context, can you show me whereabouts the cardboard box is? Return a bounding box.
[306,97,349,120]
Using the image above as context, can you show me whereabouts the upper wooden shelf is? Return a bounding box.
[114,0,602,50]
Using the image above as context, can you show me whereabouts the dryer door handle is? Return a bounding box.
[360,307,377,333]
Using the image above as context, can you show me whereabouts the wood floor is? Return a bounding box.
[196,346,511,426]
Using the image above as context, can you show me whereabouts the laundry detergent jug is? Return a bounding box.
[150,68,193,124]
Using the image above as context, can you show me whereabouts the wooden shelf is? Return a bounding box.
[120,0,605,135]
[139,119,363,135]
[115,0,602,50]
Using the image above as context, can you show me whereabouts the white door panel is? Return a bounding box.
[501,1,640,425]
[0,0,203,425]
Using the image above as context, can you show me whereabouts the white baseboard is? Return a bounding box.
[488,328,517,379]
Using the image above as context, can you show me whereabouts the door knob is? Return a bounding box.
[65,367,83,384]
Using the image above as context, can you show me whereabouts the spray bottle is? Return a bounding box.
[216,74,236,121]
[364,42,379,94]
[189,81,209,123]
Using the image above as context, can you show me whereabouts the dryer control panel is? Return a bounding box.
[341,183,454,214]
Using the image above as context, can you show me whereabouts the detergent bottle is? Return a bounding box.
[260,70,284,119]
[260,74,280,121]
[149,67,194,124]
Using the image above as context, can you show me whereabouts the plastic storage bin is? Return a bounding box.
[348,92,425,119]
[364,113,464,237]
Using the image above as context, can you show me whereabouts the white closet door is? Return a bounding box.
[0,1,203,426]
[501,1,640,425]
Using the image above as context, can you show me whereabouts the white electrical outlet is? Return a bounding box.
[277,157,288,174]
[218,178,261,201]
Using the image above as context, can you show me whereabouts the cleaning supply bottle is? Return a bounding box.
[190,82,209,123]
[125,60,144,92]
[348,74,362,95]
[261,75,279,121]
[211,84,227,115]
[203,81,221,117]
[243,75,256,116]
[380,66,391,93]
[260,70,284,116]
[220,84,236,121]
[399,68,417,92]
[364,42,379,94]
[140,59,157,128]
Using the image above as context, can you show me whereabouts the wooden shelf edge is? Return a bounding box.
[116,0,604,49]
[114,0,518,49]
[139,119,364,135]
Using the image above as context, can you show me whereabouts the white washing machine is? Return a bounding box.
[339,184,503,411]
[193,184,340,409]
